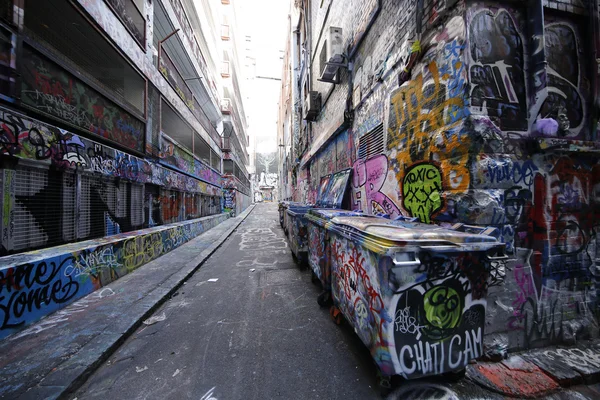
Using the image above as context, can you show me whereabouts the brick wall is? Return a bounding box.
[294,0,600,366]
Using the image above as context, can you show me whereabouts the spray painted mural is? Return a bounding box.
[295,0,600,353]
[0,212,229,339]
[20,45,145,153]
[0,107,221,192]
[159,134,221,185]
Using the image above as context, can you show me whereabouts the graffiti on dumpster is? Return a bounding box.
[391,252,491,378]
[331,238,390,350]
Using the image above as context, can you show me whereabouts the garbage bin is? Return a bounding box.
[278,201,289,229]
[305,209,372,304]
[325,216,506,382]
[279,201,304,235]
[285,204,314,266]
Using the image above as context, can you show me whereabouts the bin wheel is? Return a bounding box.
[376,372,393,396]
[298,262,307,271]
[329,306,343,325]
[317,291,331,307]
[311,271,319,284]
[443,368,466,382]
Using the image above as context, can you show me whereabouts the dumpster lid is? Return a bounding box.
[321,168,352,208]
[307,209,366,220]
[330,216,500,247]
[286,205,313,216]
[315,175,333,207]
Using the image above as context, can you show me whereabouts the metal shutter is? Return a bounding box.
[13,167,69,251]
[130,183,144,227]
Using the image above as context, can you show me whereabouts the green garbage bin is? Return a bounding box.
[325,216,506,381]
[305,209,373,305]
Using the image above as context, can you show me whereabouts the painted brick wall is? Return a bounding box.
[296,0,600,359]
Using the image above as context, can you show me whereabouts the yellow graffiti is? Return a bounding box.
[122,233,164,271]
[388,58,471,194]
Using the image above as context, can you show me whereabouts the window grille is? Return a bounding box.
[79,174,119,240]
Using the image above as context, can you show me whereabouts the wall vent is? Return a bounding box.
[357,123,384,160]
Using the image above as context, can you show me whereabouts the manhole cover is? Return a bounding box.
[263,269,301,285]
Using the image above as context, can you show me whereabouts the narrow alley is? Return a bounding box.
[72,203,380,399]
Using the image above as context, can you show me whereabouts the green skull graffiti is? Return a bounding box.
[422,285,463,341]
[402,164,443,223]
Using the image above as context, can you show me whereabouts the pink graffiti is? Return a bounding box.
[352,155,401,217]
[509,261,537,330]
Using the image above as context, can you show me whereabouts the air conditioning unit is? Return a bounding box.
[319,27,344,82]
[221,98,231,114]
[303,91,321,121]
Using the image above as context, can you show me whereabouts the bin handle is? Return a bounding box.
[394,215,418,222]
[451,223,498,237]
[392,253,421,267]
[487,254,509,261]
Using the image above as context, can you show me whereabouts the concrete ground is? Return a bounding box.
[72,202,380,400]
[3,202,600,400]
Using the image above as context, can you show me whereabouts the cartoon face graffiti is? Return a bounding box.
[422,285,463,341]
[402,164,443,223]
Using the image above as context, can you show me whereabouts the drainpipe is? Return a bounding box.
[416,0,424,36]
[398,0,424,86]
[347,0,382,61]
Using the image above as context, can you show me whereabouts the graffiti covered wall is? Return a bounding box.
[0,212,229,339]
[0,107,221,192]
[293,0,600,352]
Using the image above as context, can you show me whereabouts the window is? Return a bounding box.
[223,159,234,174]
[24,0,146,113]
[194,133,211,166]
[161,99,194,153]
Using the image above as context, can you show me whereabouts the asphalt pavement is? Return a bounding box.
[72,203,381,400]
[6,202,600,400]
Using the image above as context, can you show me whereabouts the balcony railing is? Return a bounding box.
[221,131,248,166]
[221,137,231,151]
[105,0,145,46]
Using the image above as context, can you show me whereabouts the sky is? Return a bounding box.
[238,0,290,159]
